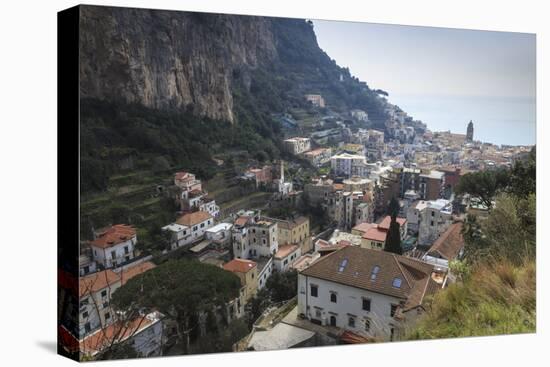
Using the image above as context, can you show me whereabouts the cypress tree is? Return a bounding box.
[384,197,402,255]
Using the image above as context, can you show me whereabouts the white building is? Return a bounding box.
[89,224,137,269]
[232,213,279,260]
[79,261,156,339]
[418,199,453,246]
[350,109,369,122]
[205,222,233,247]
[303,148,332,167]
[298,246,441,341]
[274,244,301,272]
[163,211,214,250]
[330,153,367,178]
[284,137,311,155]
[80,311,164,359]
[174,171,219,217]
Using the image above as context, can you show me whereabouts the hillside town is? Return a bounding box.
[62,92,533,359]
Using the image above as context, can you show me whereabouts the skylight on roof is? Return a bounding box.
[370,265,380,281]
[392,277,402,288]
[338,258,349,273]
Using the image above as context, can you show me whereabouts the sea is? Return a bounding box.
[389,94,536,146]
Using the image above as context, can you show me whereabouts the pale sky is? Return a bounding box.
[312,20,536,99]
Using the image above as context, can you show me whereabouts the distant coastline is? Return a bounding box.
[389,93,536,146]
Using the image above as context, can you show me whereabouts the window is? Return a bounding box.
[284,259,288,265]
[262,230,266,235]
[390,327,395,341]
[111,251,116,260]
[430,220,434,226]
[338,258,348,273]
[310,284,318,297]
[392,278,402,288]
[101,290,107,298]
[124,246,129,254]
[103,301,109,308]
[348,316,356,328]
[365,318,371,332]
[330,292,337,303]
[390,304,398,317]
[362,298,371,312]
[431,211,435,217]
[84,322,91,333]
[330,315,337,327]
[200,223,205,228]
[370,265,380,281]
[193,226,198,231]
[80,298,89,308]
[82,311,89,319]
[105,312,111,320]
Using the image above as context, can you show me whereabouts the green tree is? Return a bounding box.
[384,217,402,255]
[384,197,402,255]
[111,259,241,354]
[265,270,297,302]
[455,168,509,210]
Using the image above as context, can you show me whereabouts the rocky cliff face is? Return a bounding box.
[79,6,279,123]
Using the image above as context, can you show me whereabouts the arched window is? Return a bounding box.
[330,292,337,303]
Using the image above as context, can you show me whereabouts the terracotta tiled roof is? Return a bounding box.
[79,269,120,298]
[234,216,251,227]
[120,261,156,286]
[378,216,407,231]
[175,171,190,180]
[79,261,157,298]
[223,258,257,273]
[275,244,299,259]
[300,246,436,304]
[176,211,212,227]
[80,314,159,356]
[362,227,387,243]
[90,225,136,249]
[352,222,376,234]
[427,222,464,260]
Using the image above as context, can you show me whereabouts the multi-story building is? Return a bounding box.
[298,246,442,341]
[417,199,453,246]
[205,222,233,248]
[244,165,272,187]
[303,148,332,167]
[360,216,407,250]
[174,171,220,217]
[162,211,214,250]
[304,176,334,205]
[331,153,367,178]
[231,213,279,260]
[284,137,311,155]
[274,244,301,272]
[304,94,325,108]
[223,258,258,303]
[89,224,137,269]
[78,261,156,339]
[326,189,354,231]
[264,216,311,254]
[419,170,445,201]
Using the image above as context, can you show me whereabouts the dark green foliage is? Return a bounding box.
[265,270,298,303]
[455,168,510,209]
[384,218,402,255]
[384,197,402,255]
[508,147,536,198]
[387,197,400,219]
[111,259,242,353]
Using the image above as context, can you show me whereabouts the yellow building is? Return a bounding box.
[270,216,311,253]
[223,258,258,303]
